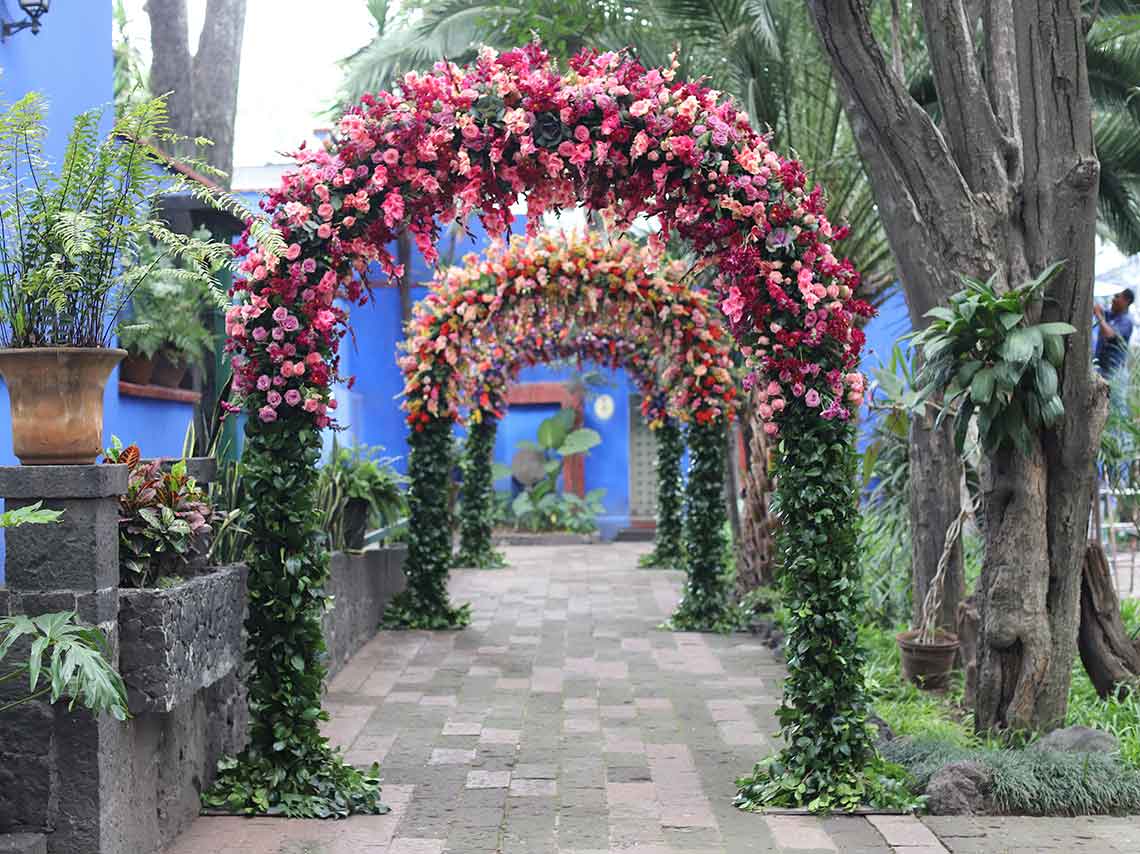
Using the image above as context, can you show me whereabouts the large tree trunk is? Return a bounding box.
[1078,541,1140,698]
[805,0,1105,732]
[146,0,246,183]
[737,388,777,595]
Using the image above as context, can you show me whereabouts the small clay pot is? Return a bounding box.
[0,347,126,465]
[120,353,155,385]
[152,353,188,388]
[897,628,960,691]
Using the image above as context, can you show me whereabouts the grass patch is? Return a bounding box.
[883,737,1140,816]
[1065,597,1140,766]
[861,624,977,748]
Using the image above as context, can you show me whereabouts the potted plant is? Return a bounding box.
[317,441,407,551]
[104,437,222,588]
[896,509,966,690]
[0,93,236,464]
[118,228,217,388]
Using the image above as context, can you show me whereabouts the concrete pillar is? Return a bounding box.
[0,465,129,854]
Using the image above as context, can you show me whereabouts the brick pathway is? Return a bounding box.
[167,543,1140,854]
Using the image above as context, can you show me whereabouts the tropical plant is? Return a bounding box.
[117,228,217,370]
[0,93,264,349]
[0,612,129,720]
[0,503,129,721]
[912,263,1076,457]
[315,440,407,551]
[104,437,219,588]
[505,407,603,532]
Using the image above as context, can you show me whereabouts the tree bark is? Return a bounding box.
[737,387,777,595]
[146,0,246,183]
[1078,541,1140,699]
[805,0,1105,732]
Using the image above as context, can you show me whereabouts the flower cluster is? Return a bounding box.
[400,234,736,431]
[225,43,871,436]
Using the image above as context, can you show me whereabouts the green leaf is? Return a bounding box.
[970,368,995,404]
[999,311,1024,331]
[536,414,570,451]
[1000,327,1043,363]
[1036,322,1077,337]
[1035,359,1058,398]
[556,428,602,457]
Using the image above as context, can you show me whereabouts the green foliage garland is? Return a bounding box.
[381,419,471,629]
[204,422,386,817]
[639,419,685,569]
[454,417,506,569]
[668,421,734,630]
[735,407,913,813]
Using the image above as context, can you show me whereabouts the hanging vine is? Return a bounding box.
[453,416,506,569]
[203,423,386,816]
[639,417,685,569]
[381,419,471,628]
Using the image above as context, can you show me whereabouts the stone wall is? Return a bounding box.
[324,546,407,678]
[0,474,407,854]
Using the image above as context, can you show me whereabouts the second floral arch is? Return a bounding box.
[400,232,742,627]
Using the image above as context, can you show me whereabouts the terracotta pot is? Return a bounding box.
[120,353,156,385]
[897,628,960,691]
[152,353,188,388]
[0,347,126,465]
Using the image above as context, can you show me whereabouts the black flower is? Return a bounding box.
[533,112,564,148]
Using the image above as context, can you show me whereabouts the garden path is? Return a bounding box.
[167,543,1140,854]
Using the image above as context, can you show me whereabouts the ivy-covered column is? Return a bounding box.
[640,418,685,569]
[382,417,470,628]
[205,422,385,816]
[669,420,733,630]
[736,408,908,811]
[455,415,506,568]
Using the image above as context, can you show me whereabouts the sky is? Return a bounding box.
[123,0,377,168]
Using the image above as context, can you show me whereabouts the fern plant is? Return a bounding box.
[0,92,280,349]
[117,228,216,368]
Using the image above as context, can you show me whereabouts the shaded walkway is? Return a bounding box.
[168,544,1140,853]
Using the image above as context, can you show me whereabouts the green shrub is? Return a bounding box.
[884,737,1140,815]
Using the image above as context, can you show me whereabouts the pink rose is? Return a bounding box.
[267,390,282,407]
[317,224,333,239]
[252,326,268,342]
[805,389,821,408]
[280,361,294,378]
[272,306,288,323]
[318,203,334,220]
[282,315,300,332]
[258,406,277,423]
[256,375,271,391]
[284,389,302,406]
[285,243,301,260]
[303,398,320,412]
[301,258,317,273]
[763,422,779,436]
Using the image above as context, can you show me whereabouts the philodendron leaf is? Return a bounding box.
[1035,359,1058,399]
[557,428,602,457]
[970,368,995,404]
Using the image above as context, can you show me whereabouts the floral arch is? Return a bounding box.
[402,233,736,612]
[218,44,877,818]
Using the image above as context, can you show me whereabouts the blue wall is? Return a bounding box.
[0,3,198,581]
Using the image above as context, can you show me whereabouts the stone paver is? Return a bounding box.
[167,543,1140,853]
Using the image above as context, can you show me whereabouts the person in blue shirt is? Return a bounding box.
[1094,288,1134,378]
